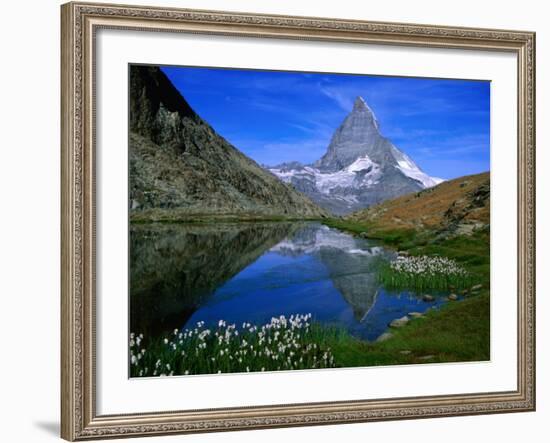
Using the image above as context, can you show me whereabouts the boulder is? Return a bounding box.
[389,316,409,328]
[408,312,424,319]
[376,332,393,343]
[422,294,435,302]
[448,293,458,301]
[471,284,483,291]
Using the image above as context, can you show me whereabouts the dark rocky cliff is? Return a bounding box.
[129,65,327,220]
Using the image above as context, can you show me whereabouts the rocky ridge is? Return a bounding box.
[129,65,327,220]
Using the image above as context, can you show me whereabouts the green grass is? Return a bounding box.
[378,262,476,292]
[130,315,339,377]
[323,219,418,246]
[325,291,490,367]
[412,230,491,284]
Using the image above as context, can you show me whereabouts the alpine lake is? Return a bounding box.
[130,221,456,344]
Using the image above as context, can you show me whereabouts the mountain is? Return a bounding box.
[268,97,443,215]
[129,65,327,220]
[348,172,489,236]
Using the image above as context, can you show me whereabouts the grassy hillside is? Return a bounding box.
[348,171,489,235]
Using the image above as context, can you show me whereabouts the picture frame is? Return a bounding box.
[61,1,536,440]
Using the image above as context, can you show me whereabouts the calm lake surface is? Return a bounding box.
[130,222,451,341]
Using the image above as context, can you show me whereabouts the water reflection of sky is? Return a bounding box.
[185,224,451,341]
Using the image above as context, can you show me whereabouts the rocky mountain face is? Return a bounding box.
[129,65,327,220]
[268,97,442,215]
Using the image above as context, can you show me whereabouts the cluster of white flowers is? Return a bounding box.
[129,333,149,376]
[130,314,335,378]
[390,255,468,277]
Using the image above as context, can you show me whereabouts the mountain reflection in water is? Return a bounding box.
[130,222,449,341]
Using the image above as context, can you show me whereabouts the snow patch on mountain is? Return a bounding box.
[270,154,382,198]
[393,153,444,188]
[316,155,381,193]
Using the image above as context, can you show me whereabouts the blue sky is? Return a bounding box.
[162,66,490,180]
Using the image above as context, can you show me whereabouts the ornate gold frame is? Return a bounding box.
[61,1,536,440]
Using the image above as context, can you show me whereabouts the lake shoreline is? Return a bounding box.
[318,217,490,366]
[130,218,489,374]
[130,211,327,224]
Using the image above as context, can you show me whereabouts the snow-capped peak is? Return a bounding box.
[267,97,445,215]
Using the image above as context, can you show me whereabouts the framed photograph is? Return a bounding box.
[61,1,536,440]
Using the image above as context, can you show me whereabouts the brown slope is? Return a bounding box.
[348,172,490,235]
